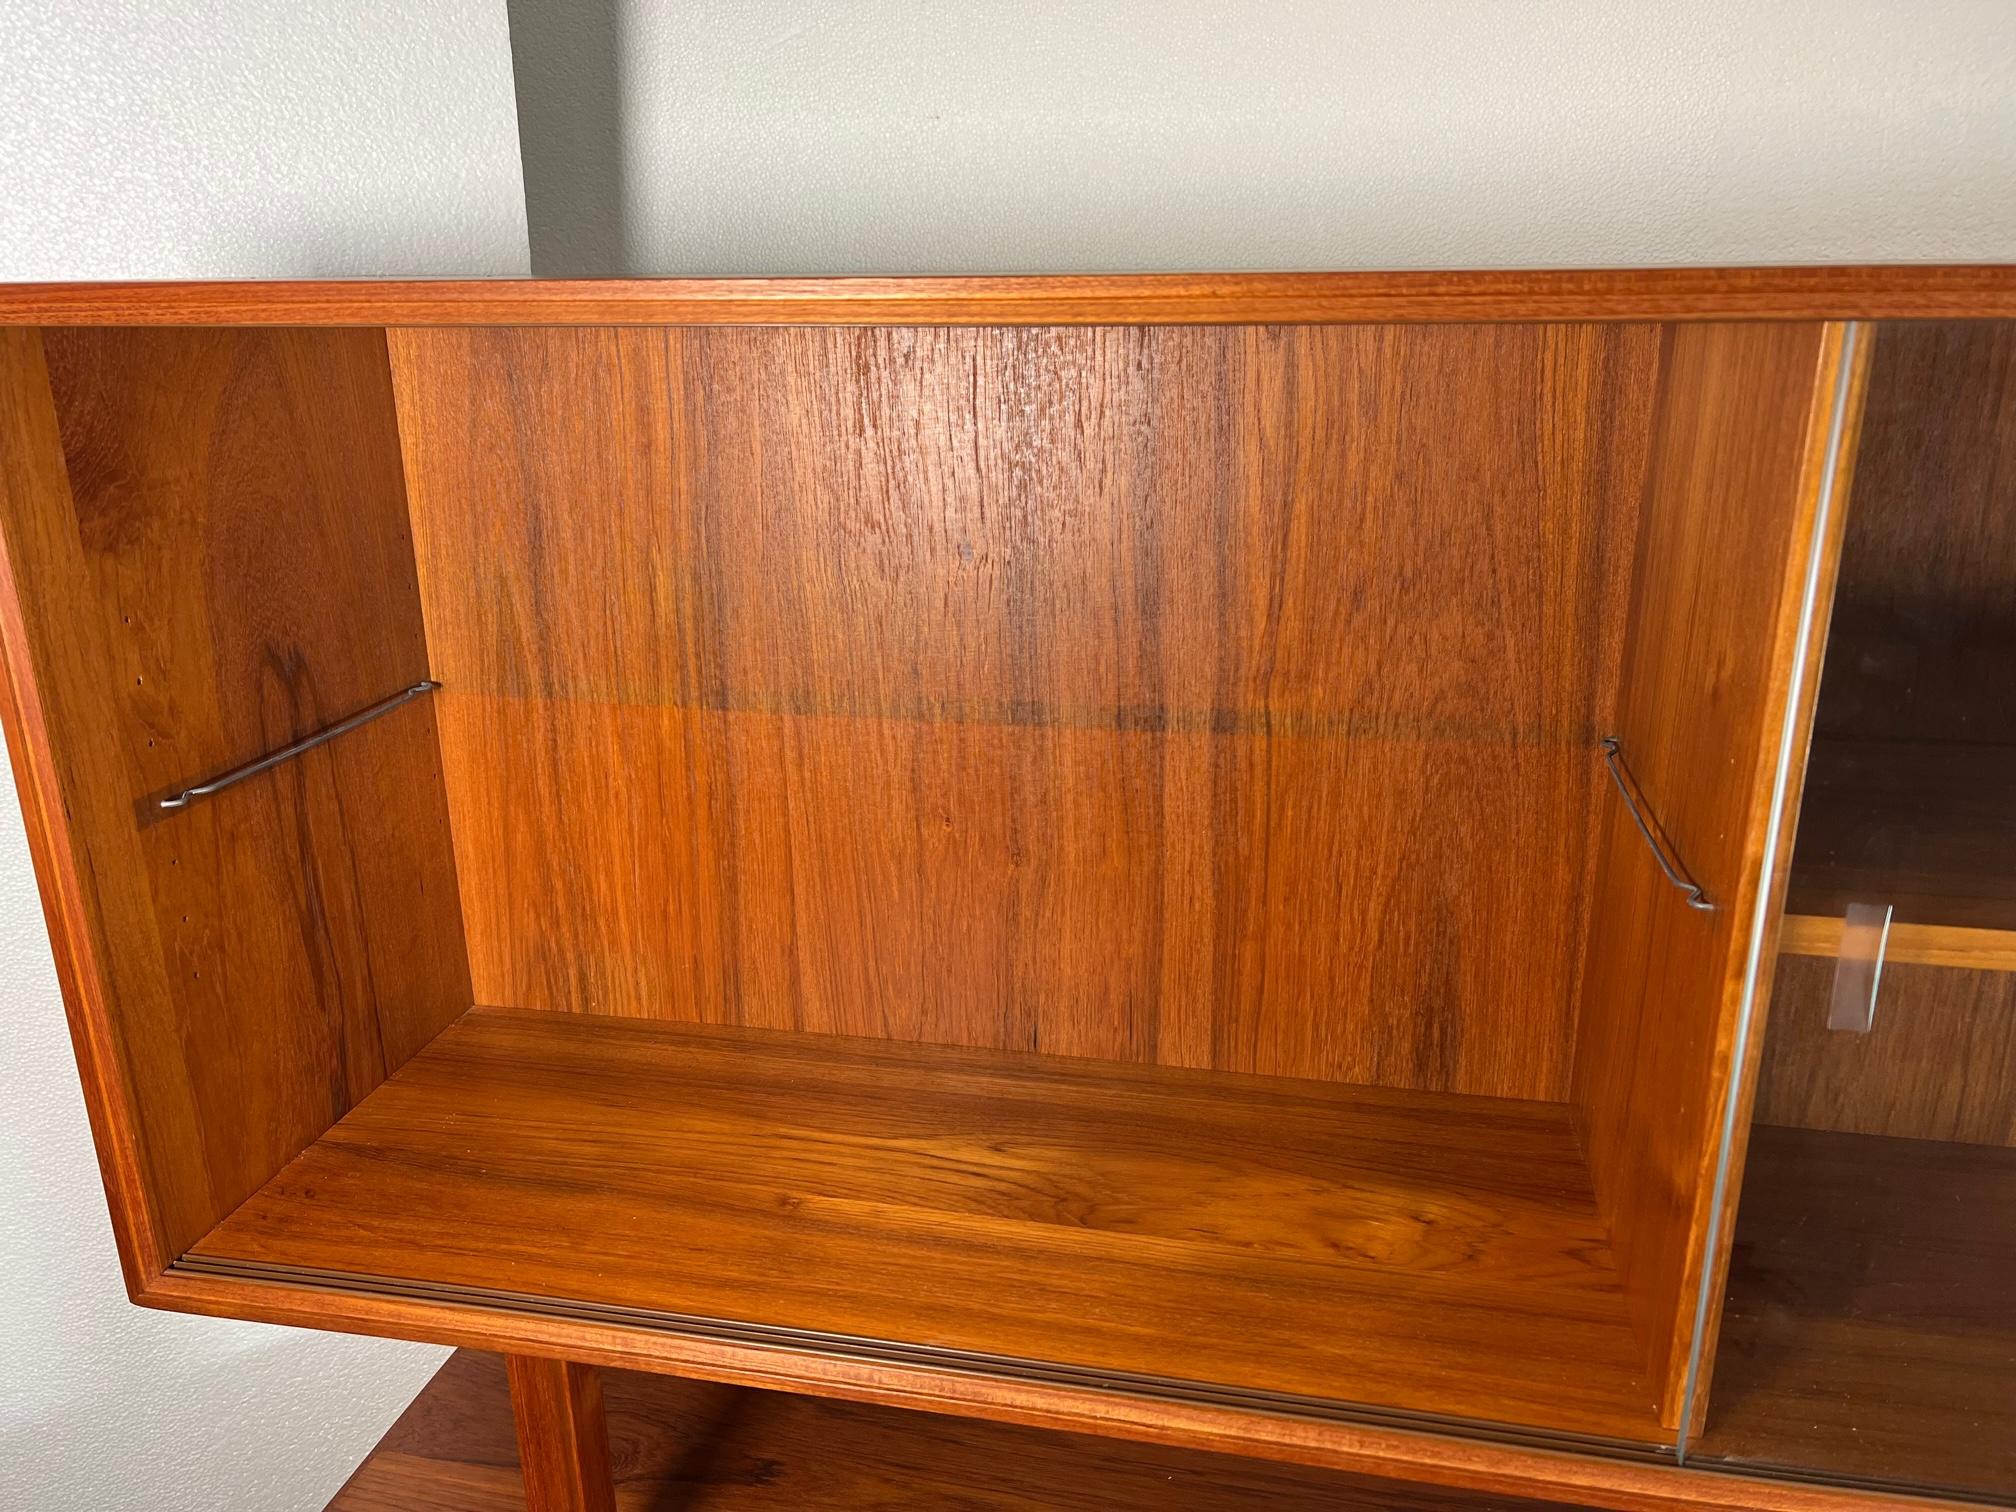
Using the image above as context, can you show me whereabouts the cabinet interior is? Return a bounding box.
[0,318,1854,1458]
[1701,321,2016,1502]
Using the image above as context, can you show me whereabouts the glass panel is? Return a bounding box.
[1698,320,2016,1500]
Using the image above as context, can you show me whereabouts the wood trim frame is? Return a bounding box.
[1,266,2015,328]
[136,1267,1980,1512]
[171,1253,1666,1460]
[1566,321,1867,1433]
[1673,324,1872,1443]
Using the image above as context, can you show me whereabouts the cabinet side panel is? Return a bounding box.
[1573,322,1859,1425]
[0,327,470,1262]
[0,329,189,1281]
[395,323,1656,1100]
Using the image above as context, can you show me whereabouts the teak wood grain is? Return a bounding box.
[3,277,2003,1512]
[1755,954,2016,1146]
[145,1269,1978,1512]
[1777,913,2016,971]
[392,322,1656,1099]
[505,1357,615,1512]
[3,266,2016,326]
[1700,1126,2016,1501]
[1571,322,1861,1427]
[0,327,471,1263]
[192,1007,1662,1445]
[332,1351,1605,1512]
[0,329,171,1281]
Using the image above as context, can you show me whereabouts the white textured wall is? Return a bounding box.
[581,0,2016,275]
[0,3,527,279]
[0,738,447,1512]
[0,4,526,1510]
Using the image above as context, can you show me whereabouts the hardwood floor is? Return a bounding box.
[192,1006,1660,1445]
[326,1350,1605,1511]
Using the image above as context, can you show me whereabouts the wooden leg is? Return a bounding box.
[506,1355,616,1512]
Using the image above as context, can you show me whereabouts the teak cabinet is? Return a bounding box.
[0,269,2009,1512]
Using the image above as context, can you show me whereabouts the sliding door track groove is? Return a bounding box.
[172,1253,1673,1463]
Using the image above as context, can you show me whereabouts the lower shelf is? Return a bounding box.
[328,1350,1603,1511]
[190,1006,1661,1446]
[1699,1125,2016,1501]
[1777,912,2016,972]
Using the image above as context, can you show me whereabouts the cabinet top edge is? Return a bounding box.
[2,266,2014,326]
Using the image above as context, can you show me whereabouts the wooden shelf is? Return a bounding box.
[327,1350,1605,1512]
[1777,913,2016,972]
[1699,1126,2016,1500]
[190,1007,1661,1447]
[1786,739,2016,938]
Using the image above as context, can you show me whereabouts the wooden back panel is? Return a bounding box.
[394,323,1658,1100]
[0,327,470,1270]
[1572,323,1862,1427]
[1813,321,2016,748]
[1756,954,2016,1146]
